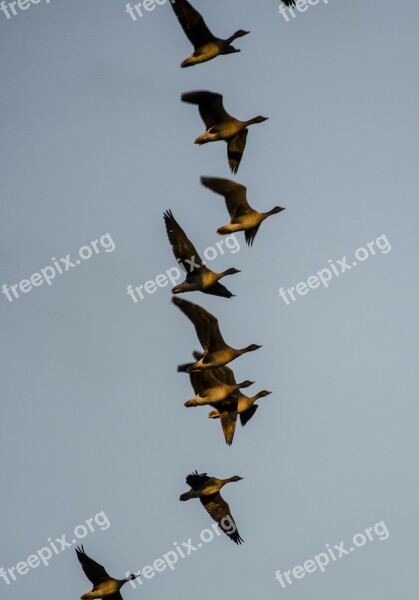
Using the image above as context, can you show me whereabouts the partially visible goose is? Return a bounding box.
[179,352,251,444]
[180,471,244,544]
[208,389,272,426]
[282,0,296,6]
[164,210,239,298]
[170,0,249,68]
[173,297,262,371]
[201,177,285,246]
[181,91,268,174]
[76,546,140,600]
[184,368,253,407]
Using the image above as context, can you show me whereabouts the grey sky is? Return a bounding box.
[1,1,418,599]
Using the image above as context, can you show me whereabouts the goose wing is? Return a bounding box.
[172,297,227,353]
[182,91,233,129]
[189,368,223,395]
[201,281,235,299]
[200,493,243,544]
[239,404,258,426]
[170,0,215,50]
[215,397,238,445]
[107,595,123,600]
[227,130,248,174]
[211,363,236,386]
[201,177,251,219]
[164,210,204,275]
[186,470,210,490]
[76,546,110,585]
[244,225,261,247]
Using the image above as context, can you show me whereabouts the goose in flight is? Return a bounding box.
[181,91,268,174]
[180,471,244,544]
[164,210,239,298]
[208,389,272,427]
[76,546,140,600]
[201,177,285,246]
[179,351,251,444]
[172,297,262,371]
[170,0,249,68]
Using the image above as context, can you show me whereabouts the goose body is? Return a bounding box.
[164,210,239,298]
[180,471,244,544]
[201,177,285,246]
[182,91,268,174]
[170,0,249,68]
[173,296,261,371]
[185,379,253,407]
[76,546,140,600]
[209,389,272,426]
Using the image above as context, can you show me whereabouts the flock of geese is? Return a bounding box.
[76,1,291,597]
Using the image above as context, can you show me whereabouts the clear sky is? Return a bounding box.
[1,1,418,599]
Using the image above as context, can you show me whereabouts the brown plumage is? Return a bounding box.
[181,91,268,174]
[170,0,249,68]
[180,471,244,544]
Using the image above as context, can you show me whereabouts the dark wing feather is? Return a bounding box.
[211,364,236,386]
[217,400,238,445]
[172,297,227,353]
[75,546,110,585]
[182,91,232,129]
[227,130,248,174]
[200,493,243,544]
[201,281,235,299]
[164,210,203,274]
[200,177,251,219]
[170,0,215,49]
[240,404,258,426]
[282,0,296,6]
[244,225,261,246]
[107,595,123,600]
[186,471,210,489]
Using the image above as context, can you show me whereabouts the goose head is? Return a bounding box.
[256,390,272,399]
[270,206,286,215]
[228,475,244,482]
[232,29,250,39]
[243,344,262,353]
[239,380,255,389]
[223,267,241,276]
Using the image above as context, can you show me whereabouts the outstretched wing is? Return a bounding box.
[182,91,232,129]
[164,210,203,274]
[200,493,243,544]
[170,0,214,50]
[227,130,248,174]
[186,471,210,489]
[201,281,235,299]
[218,402,238,445]
[201,177,251,219]
[75,546,110,585]
[239,404,258,426]
[172,297,227,353]
[244,226,261,247]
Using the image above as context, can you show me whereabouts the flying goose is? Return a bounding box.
[180,471,244,544]
[170,0,249,68]
[163,210,239,298]
[76,546,140,600]
[173,297,262,371]
[201,177,285,246]
[181,91,268,174]
[208,389,272,427]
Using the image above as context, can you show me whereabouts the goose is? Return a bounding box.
[208,389,272,427]
[180,471,244,544]
[170,0,249,68]
[76,546,140,600]
[178,352,240,444]
[201,177,285,246]
[181,91,268,174]
[173,296,261,371]
[164,210,239,298]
